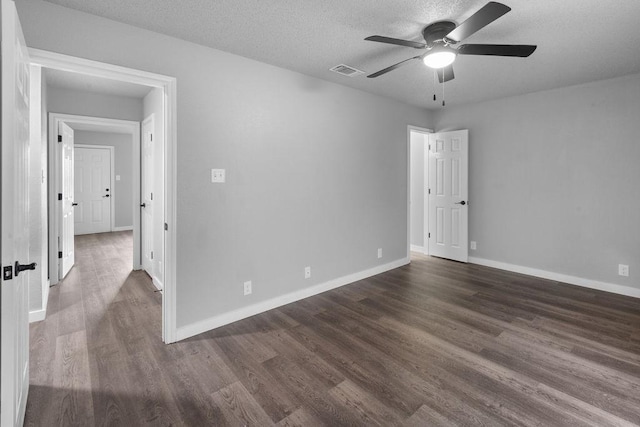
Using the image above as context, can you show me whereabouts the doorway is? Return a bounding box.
[30,48,178,343]
[408,127,470,263]
[408,126,432,256]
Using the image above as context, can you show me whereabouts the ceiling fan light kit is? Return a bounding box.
[423,46,457,69]
[364,1,537,88]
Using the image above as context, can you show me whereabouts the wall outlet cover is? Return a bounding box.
[304,266,311,279]
[618,264,629,277]
[243,280,252,295]
[470,241,477,250]
[211,168,226,183]
[377,248,383,259]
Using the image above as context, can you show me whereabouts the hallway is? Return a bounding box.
[25,231,164,425]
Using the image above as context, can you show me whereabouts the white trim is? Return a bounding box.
[28,308,46,323]
[29,48,170,88]
[112,226,133,232]
[423,138,430,256]
[152,277,163,291]
[164,77,178,344]
[74,144,115,232]
[410,244,425,253]
[176,257,410,341]
[31,48,178,344]
[407,126,432,259]
[469,257,640,299]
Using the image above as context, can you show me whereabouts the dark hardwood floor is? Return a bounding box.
[25,232,640,426]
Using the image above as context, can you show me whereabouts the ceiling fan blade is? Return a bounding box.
[437,65,455,83]
[445,2,511,42]
[365,35,426,49]
[367,55,423,78]
[457,44,537,57]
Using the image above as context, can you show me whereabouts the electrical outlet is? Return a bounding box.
[470,241,477,250]
[304,266,311,279]
[211,168,226,183]
[243,280,252,295]
[619,264,629,277]
[377,248,383,259]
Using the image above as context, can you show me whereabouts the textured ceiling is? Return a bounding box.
[41,0,640,109]
[45,68,152,99]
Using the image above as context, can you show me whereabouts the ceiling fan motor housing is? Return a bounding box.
[422,21,457,47]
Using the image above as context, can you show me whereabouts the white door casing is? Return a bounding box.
[428,130,469,262]
[141,116,154,275]
[74,146,112,235]
[59,122,75,278]
[32,50,178,343]
[1,0,32,424]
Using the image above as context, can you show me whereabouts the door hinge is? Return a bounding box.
[150,192,153,201]
[428,144,431,151]
[58,193,63,201]
[428,188,431,194]
[164,223,168,231]
[58,135,62,143]
[150,251,154,260]
[428,233,431,238]
[3,265,13,281]
[58,251,63,259]
[150,133,153,142]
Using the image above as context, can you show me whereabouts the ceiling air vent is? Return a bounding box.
[329,64,364,77]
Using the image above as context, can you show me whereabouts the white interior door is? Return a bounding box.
[59,122,75,278]
[1,0,32,425]
[74,147,112,235]
[141,117,154,275]
[428,130,469,262]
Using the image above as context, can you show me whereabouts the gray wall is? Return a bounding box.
[434,73,640,290]
[74,131,134,228]
[18,1,433,329]
[46,86,143,122]
[410,130,427,249]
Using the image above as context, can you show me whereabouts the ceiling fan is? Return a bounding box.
[365,2,537,83]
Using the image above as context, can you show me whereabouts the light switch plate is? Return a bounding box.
[211,169,226,183]
[115,175,121,181]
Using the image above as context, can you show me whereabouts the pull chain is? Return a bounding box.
[433,69,436,101]
[442,74,445,107]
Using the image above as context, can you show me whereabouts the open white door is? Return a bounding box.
[1,0,32,425]
[59,122,75,278]
[74,146,112,235]
[428,130,469,262]
[141,116,154,275]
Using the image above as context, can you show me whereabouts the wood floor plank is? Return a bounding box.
[25,236,640,426]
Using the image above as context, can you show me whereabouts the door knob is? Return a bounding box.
[15,261,36,276]
[103,194,110,198]
[140,203,146,208]
[72,202,78,206]
[455,201,467,205]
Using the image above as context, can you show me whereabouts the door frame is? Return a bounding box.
[74,144,116,233]
[407,125,433,258]
[49,114,140,278]
[31,48,178,343]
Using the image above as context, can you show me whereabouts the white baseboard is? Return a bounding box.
[29,308,46,323]
[410,244,426,253]
[112,226,133,232]
[469,256,640,299]
[29,279,50,323]
[152,276,163,291]
[176,257,410,341]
